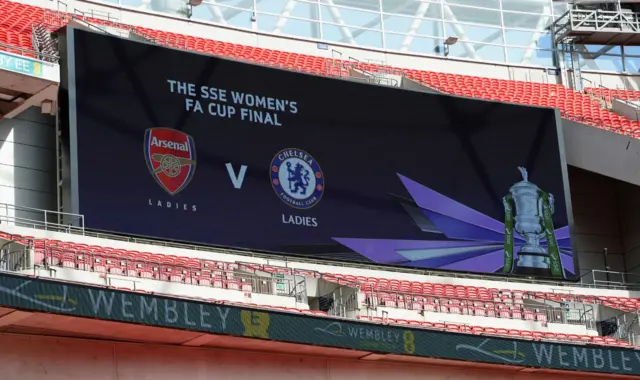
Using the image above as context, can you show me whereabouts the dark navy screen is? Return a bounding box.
[65,28,575,277]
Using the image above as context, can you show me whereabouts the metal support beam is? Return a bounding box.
[273,0,297,33]
[442,2,478,60]
[523,8,552,65]
[204,0,228,25]
[400,2,431,52]
[324,0,356,45]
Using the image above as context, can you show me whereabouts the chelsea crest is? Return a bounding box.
[270,148,324,210]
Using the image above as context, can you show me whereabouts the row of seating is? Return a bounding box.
[107,285,325,316]
[29,237,559,324]
[356,316,633,347]
[6,231,639,317]
[1,0,640,136]
[322,273,639,312]
[104,282,633,347]
[364,292,553,322]
[2,231,634,346]
[31,241,302,297]
[586,87,640,102]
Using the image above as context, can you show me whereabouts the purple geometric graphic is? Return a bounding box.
[333,174,574,275]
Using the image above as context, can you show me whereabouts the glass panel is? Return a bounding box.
[624,56,640,73]
[384,15,442,36]
[405,34,443,55]
[321,5,382,29]
[148,0,185,14]
[507,47,553,66]
[624,46,640,55]
[191,3,253,29]
[445,22,502,44]
[214,0,253,8]
[578,54,623,72]
[501,0,551,14]
[504,30,551,49]
[503,11,551,29]
[381,0,441,19]
[446,0,499,10]
[257,0,320,20]
[444,5,501,26]
[580,44,621,55]
[383,15,413,33]
[258,14,321,38]
[322,23,383,48]
[552,1,568,17]
[321,0,379,11]
[448,41,505,62]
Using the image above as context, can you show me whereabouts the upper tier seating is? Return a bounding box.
[323,272,640,313]
[1,0,640,136]
[3,231,635,347]
[2,232,326,316]
[5,230,639,314]
[586,87,640,102]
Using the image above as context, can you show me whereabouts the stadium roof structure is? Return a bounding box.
[553,7,640,45]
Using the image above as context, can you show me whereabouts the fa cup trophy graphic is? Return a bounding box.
[502,167,564,278]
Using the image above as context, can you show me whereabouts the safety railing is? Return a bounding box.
[19,242,304,299]
[585,269,640,289]
[553,9,640,43]
[5,202,640,293]
[31,24,60,63]
[0,203,84,233]
[325,49,405,87]
[359,287,593,327]
[0,41,58,64]
[321,286,359,318]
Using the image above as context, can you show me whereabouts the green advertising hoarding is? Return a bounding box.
[0,272,637,375]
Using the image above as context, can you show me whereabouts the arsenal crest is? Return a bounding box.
[144,128,196,195]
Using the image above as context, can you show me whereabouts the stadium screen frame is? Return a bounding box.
[58,26,579,281]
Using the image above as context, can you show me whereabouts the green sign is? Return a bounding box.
[0,272,638,375]
[0,51,44,77]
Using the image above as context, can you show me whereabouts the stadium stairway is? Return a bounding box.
[2,231,638,347]
[1,0,640,136]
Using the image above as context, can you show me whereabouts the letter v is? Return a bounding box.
[226,163,248,189]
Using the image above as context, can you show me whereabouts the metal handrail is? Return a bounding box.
[0,41,59,64]
[2,198,640,293]
[0,203,84,233]
[360,287,592,326]
[27,244,301,298]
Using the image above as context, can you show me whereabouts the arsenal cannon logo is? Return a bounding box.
[143,128,196,195]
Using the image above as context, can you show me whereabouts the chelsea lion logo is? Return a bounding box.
[270,148,324,210]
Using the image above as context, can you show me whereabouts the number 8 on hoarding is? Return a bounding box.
[403,330,415,354]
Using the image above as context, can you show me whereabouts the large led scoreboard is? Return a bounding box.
[59,26,578,280]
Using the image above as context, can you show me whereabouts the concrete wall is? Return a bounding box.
[0,107,56,223]
[582,71,640,91]
[0,333,622,380]
[562,119,640,188]
[616,179,640,279]
[568,167,624,278]
[612,99,640,121]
